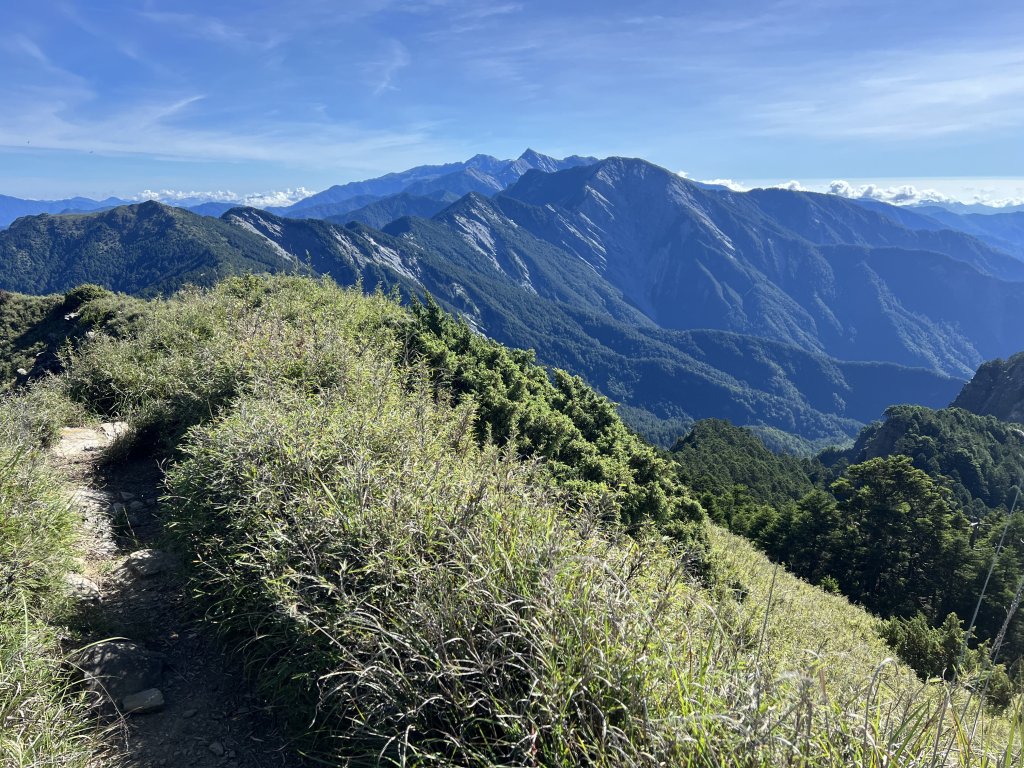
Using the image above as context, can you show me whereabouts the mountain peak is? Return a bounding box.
[135,199,169,212]
[518,148,548,162]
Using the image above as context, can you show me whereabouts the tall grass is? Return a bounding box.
[161,341,1004,764]
[63,276,404,452]
[0,436,107,767]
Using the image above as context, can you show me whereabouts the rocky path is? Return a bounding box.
[54,425,304,768]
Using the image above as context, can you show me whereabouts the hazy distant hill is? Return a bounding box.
[910,206,1024,258]
[0,194,131,228]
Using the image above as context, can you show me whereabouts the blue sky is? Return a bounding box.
[2,0,1023,202]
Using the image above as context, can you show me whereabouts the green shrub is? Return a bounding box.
[406,298,704,538]
[880,612,965,680]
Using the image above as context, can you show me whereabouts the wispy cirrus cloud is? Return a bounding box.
[0,81,450,172]
[138,10,284,50]
[366,40,411,96]
[745,43,1024,139]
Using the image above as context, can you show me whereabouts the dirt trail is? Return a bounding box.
[54,425,304,768]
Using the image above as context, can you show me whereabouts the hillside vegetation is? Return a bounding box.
[672,409,1024,699]
[2,275,1022,765]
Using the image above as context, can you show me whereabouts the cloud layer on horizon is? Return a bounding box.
[134,187,314,207]
[680,172,1024,209]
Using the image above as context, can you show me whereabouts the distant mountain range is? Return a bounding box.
[5,152,1024,447]
[265,149,598,220]
[914,201,1024,216]
[0,194,131,228]
[0,150,595,228]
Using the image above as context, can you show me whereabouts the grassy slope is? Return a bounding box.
[0,275,1020,766]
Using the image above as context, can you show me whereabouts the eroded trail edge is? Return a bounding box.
[54,424,302,768]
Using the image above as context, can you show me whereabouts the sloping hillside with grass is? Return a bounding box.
[1,274,1021,766]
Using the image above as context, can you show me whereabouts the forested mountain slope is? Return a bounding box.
[0,202,302,296]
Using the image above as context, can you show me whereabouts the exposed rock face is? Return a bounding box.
[953,352,1024,423]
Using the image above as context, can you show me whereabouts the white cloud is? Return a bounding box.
[135,189,233,203]
[244,188,316,207]
[827,180,960,206]
[737,177,1024,208]
[700,178,750,192]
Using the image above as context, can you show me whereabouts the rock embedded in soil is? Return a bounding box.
[65,573,102,605]
[125,548,177,578]
[122,688,165,714]
[74,640,164,702]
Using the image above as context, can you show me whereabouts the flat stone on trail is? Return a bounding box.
[122,688,165,714]
[74,640,164,702]
[125,548,177,578]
